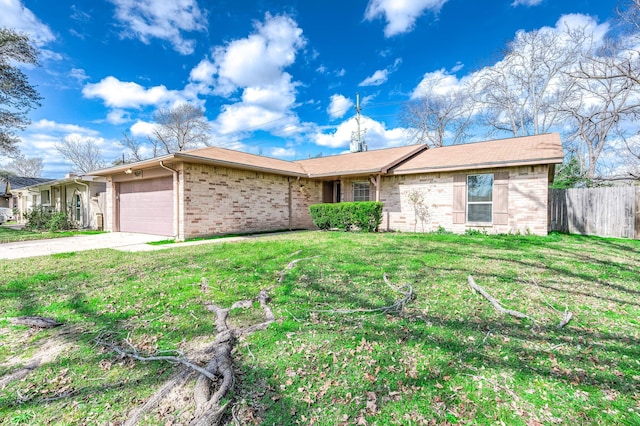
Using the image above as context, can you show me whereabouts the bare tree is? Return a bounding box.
[55,136,108,174]
[153,103,210,154]
[474,27,583,137]
[400,76,472,147]
[120,131,162,162]
[0,28,42,154]
[5,153,43,177]
[560,53,640,179]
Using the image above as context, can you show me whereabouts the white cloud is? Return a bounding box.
[511,0,543,6]
[327,94,354,119]
[359,58,401,87]
[359,69,389,86]
[314,116,408,149]
[17,120,116,177]
[106,109,130,125]
[191,13,305,97]
[555,14,609,46]
[364,0,449,37]
[450,62,464,73]
[130,120,157,137]
[0,0,55,45]
[70,68,89,83]
[187,14,306,140]
[109,0,207,55]
[213,104,296,136]
[271,147,296,157]
[30,119,99,135]
[411,69,465,99]
[82,76,183,108]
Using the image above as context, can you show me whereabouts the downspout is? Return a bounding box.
[160,161,180,240]
[74,179,90,229]
[287,177,294,230]
[369,174,381,202]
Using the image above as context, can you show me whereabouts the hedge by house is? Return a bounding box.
[309,201,383,232]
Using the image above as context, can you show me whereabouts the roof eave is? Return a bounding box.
[88,154,176,176]
[174,153,308,178]
[390,157,565,175]
[380,144,430,173]
[308,168,385,178]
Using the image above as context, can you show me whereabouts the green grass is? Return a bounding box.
[0,227,104,243]
[0,231,638,425]
[146,228,304,245]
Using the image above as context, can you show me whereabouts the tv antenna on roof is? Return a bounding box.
[350,92,367,152]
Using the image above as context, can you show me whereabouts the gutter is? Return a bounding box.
[389,157,565,175]
[74,179,90,229]
[160,161,180,240]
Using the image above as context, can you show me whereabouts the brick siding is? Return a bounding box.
[181,163,321,239]
[379,165,550,235]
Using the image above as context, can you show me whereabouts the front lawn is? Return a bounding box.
[0,231,638,425]
[0,227,104,244]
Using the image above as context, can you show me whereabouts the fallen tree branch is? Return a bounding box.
[467,276,536,322]
[116,254,316,425]
[95,336,218,382]
[525,274,574,329]
[318,273,414,315]
[558,305,573,329]
[9,316,62,328]
[278,256,321,283]
[0,362,39,389]
[123,369,194,426]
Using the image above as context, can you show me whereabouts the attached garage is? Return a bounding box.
[117,176,174,236]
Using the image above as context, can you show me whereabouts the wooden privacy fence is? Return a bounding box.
[549,186,640,239]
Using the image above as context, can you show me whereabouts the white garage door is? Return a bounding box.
[118,176,174,236]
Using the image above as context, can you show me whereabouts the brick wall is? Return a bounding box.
[380,165,550,235]
[182,163,321,239]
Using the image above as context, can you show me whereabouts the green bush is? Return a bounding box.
[25,206,74,232]
[309,201,382,232]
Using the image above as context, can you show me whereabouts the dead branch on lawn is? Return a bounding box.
[558,306,573,329]
[467,276,536,323]
[94,334,218,382]
[122,369,194,426]
[278,255,321,283]
[100,286,278,426]
[104,255,320,425]
[0,362,39,389]
[9,316,62,328]
[318,273,414,315]
[525,274,574,329]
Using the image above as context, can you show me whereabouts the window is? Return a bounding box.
[467,174,493,223]
[353,182,370,202]
[75,194,82,222]
[41,190,51,205]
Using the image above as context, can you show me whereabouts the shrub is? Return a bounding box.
[309,202,382,232]
[25,206,74,232]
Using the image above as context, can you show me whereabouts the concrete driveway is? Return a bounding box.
[0,232,169,260]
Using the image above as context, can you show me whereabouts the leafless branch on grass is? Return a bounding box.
[467,276,536,322]
[278,256,321,283]
[525,274,574,329]
[318,273,414,315]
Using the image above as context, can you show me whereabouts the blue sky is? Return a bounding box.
[1,0,619,177]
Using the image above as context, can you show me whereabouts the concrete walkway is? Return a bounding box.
[0,231,296,260]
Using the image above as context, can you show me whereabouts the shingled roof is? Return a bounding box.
[294,144,427,177]
[391,133,564,175]
[89,133,563,178]
[0,177,55,196]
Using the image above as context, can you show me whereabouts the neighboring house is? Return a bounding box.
[90,133,563,239]
[0,176,54,210]
[14,175,107,229]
